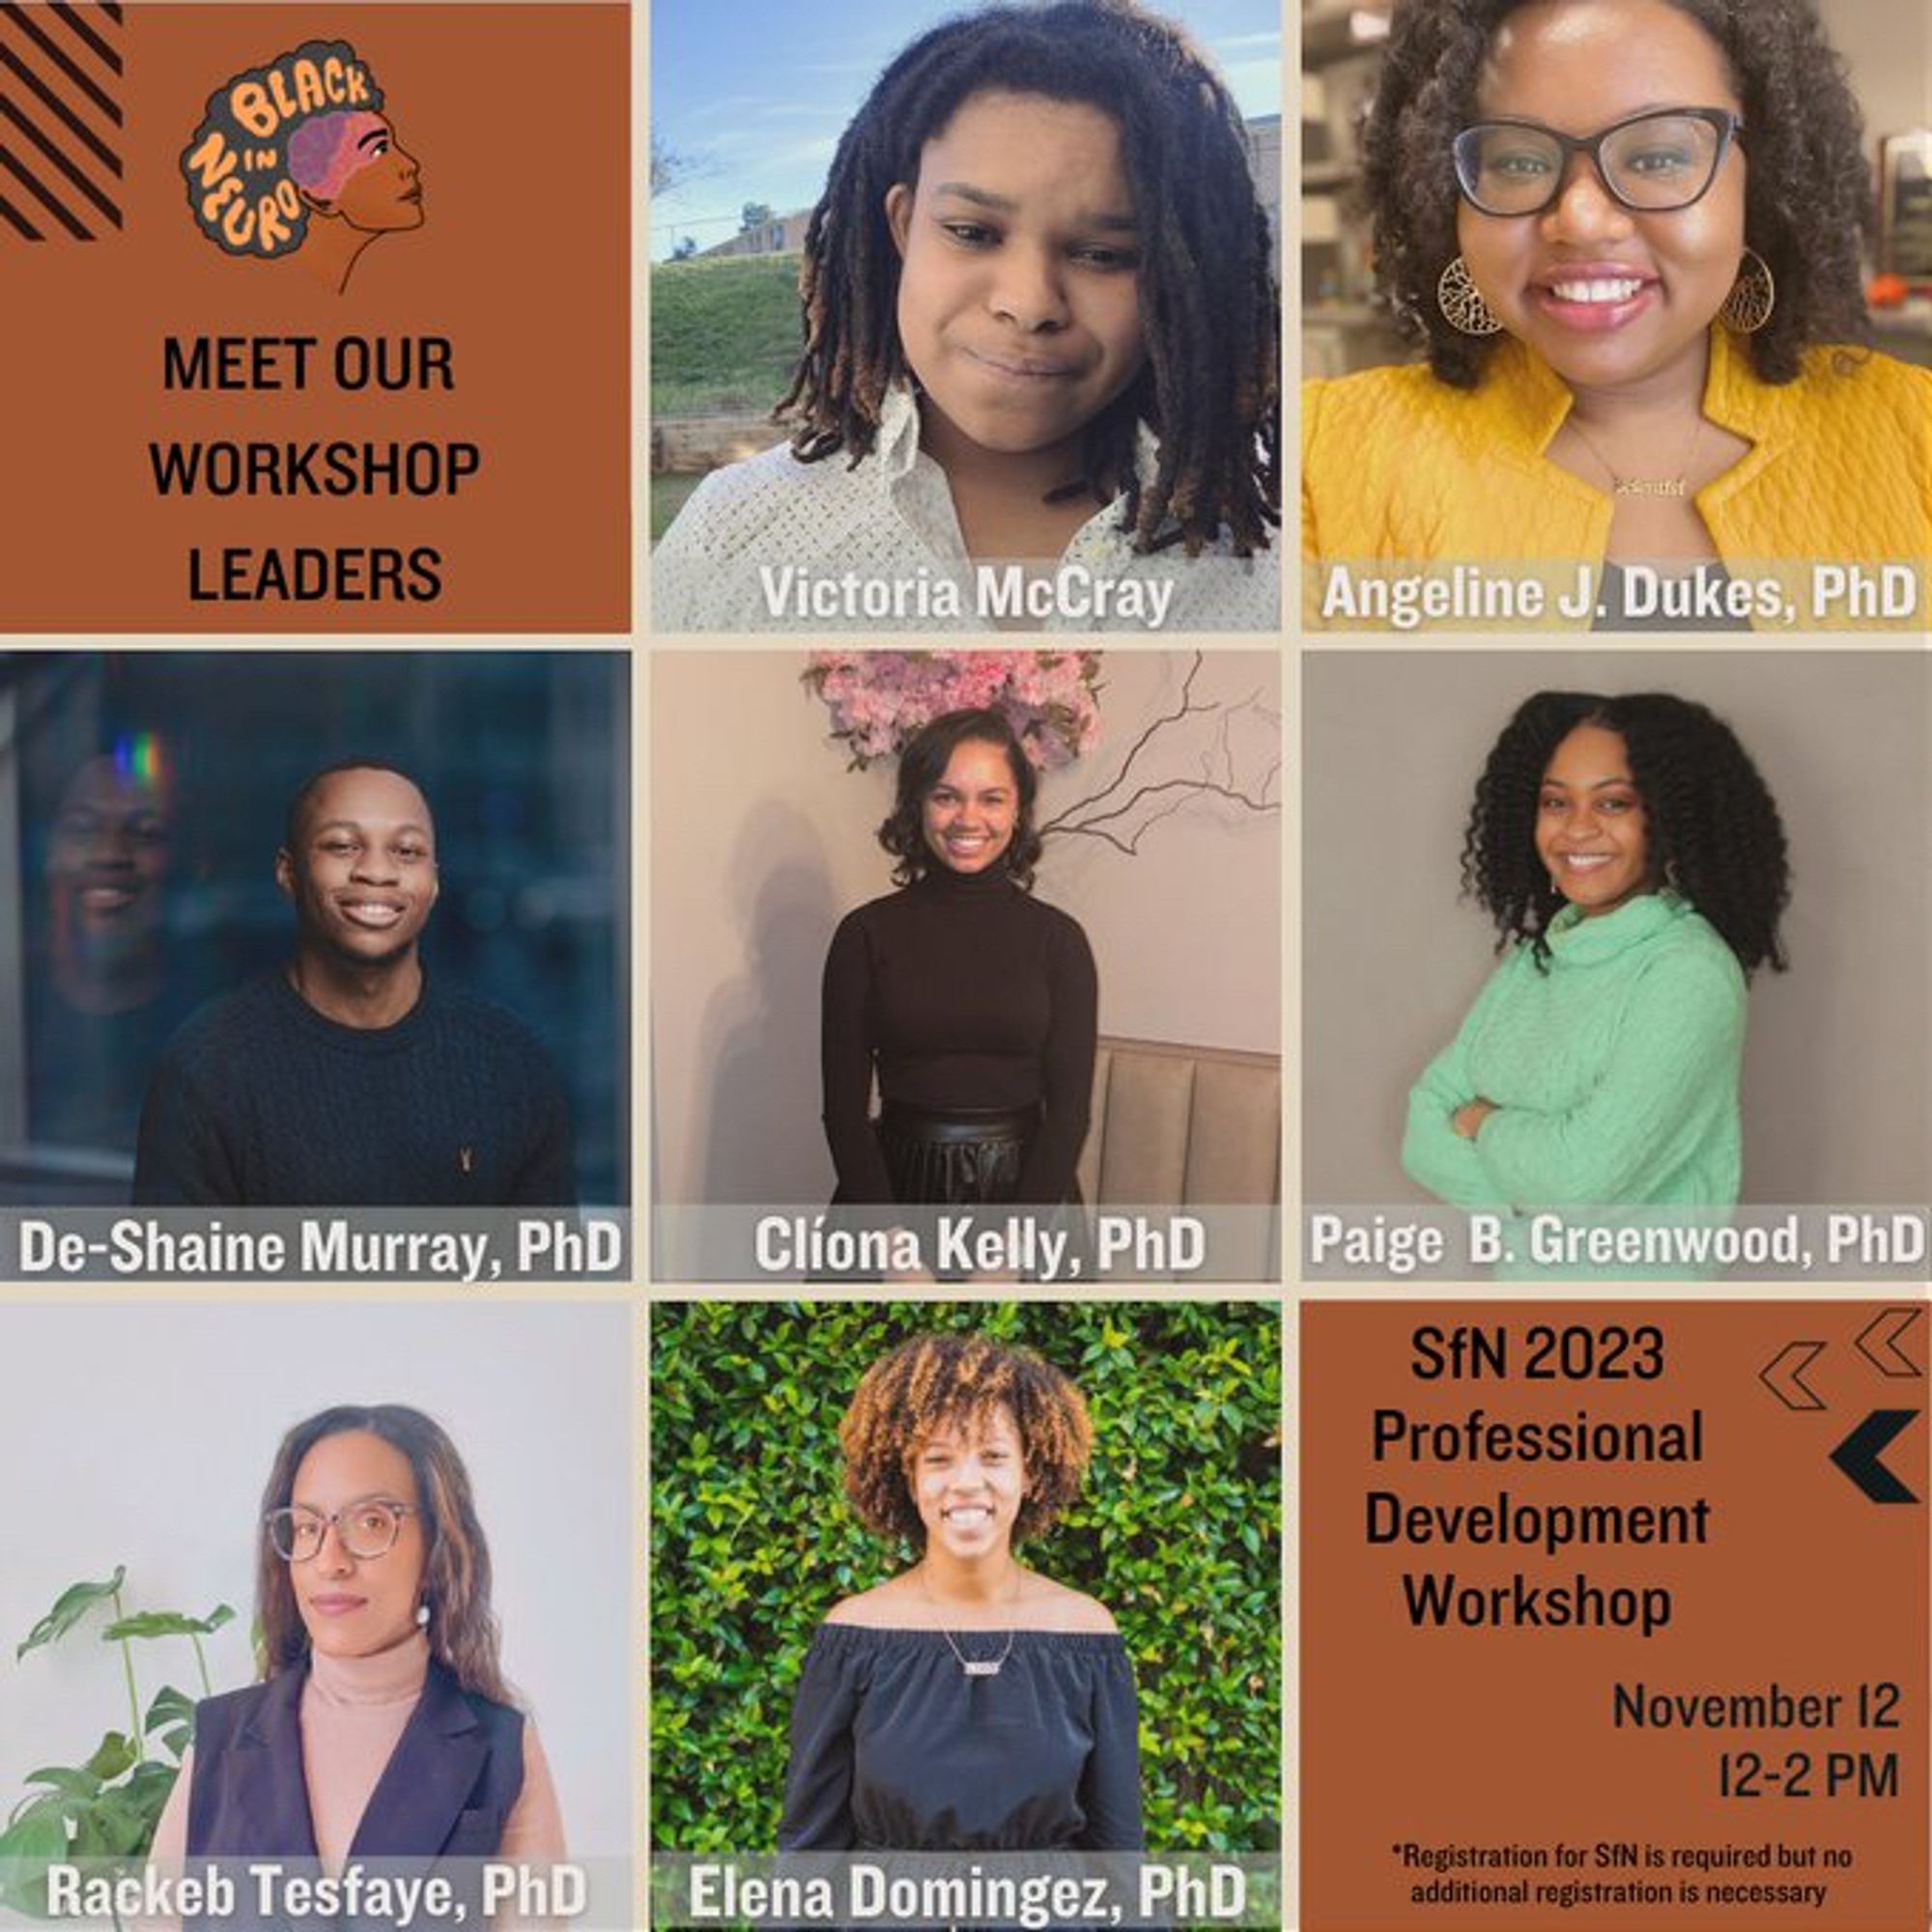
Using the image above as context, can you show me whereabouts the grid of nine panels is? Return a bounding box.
[1,0,1928,1929]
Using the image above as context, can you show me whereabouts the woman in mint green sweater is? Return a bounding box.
[1404,692,1788,1214]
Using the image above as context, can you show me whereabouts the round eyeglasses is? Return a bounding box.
[1453,108,1744,217]
[266,1498,413,1562]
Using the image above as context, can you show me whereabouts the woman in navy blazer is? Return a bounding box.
[151,1405,564,1866]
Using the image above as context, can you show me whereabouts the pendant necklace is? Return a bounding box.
[1566,413,1704,499]
[921,1562,1020,1678]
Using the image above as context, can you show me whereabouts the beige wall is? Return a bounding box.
[652,650,1282,1205]
[1820,0,1930,157]
[1303,651,1931,1207]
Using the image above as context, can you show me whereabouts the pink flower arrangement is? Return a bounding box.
[804,651,1104,771]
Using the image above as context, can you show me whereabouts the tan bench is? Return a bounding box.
[1077,1034,1281,1210]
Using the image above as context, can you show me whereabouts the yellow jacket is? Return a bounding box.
[1302,327,1932,631]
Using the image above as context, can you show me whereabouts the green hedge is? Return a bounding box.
[650,1301,1280,1854]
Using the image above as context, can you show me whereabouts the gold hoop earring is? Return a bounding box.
[1436,256,1503,337]
[1719,248,1776,334]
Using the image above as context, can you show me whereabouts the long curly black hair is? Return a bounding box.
[777,0,1279,556]
[1362,0,1874,388]
[1462,691,1790,976]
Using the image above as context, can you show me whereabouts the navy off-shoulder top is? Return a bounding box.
[777,1626,1144,1852]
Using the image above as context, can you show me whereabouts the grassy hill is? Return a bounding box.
[650,253,801,416]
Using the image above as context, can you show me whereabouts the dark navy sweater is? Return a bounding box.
[132,970,576,1206]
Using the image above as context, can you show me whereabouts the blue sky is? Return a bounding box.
[649,0,1282,261]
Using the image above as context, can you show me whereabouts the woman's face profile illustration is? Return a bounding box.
[909,1403,1030,1561]
[921,738,1021,876]
[885,89,1147,461]
[287,1429,428,1661]
[295,111,425,232]
[1534,723,1651,917]
[181,45,424,291]
[1457,0,1747,392]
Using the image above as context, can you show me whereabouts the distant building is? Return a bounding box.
[699,209,813,259]
[702,112,1283,270]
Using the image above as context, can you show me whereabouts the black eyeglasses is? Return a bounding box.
[266,1498,413,1562]
[1453,108,1744,216]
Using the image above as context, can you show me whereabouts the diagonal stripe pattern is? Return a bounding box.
[0,0,123,241]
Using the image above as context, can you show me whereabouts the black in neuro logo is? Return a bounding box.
[180,41,425,293]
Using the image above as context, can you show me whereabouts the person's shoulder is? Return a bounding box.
[1017,888,1093,946]
[1769,343,1932,461]
[190,1674,279,1743]
[1022,1575,1119,1634]
[821,1582,899,1628]
[439,1663,524,1730]
[428,980,555,1057]
[1792,342,1932,400]
[1646,903,1747,993]
[1304,360,1460,439]
[197,1677,271,1719]
[830,887,910,945]
[661,437,855,552]
[155,974,286,1067]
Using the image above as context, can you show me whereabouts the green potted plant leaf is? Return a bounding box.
[0,1569,235,1918]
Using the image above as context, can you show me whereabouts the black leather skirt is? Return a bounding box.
[876,1102,1039,1207]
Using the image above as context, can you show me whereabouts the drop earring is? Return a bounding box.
[1437,256,1503,336]
[1719,248,1776,333]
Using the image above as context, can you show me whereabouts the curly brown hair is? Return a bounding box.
[838,1333,1094,1545]
[256,1405,512,1704]
[1361,0,1874,387]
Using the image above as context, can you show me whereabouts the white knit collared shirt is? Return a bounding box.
[651,385,1280,634]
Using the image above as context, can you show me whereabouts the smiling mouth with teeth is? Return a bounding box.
[1548,276,1648,303]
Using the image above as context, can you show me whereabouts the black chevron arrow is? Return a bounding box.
[1829,1410,1920,1504]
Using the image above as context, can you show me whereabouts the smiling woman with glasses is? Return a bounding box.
[148,1405,566,1870]
[1302,0,1931,630]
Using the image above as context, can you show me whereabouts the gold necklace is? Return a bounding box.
[1565,413,1705,499]
[919,1563,1021,1678]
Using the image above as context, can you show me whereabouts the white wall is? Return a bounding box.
[0,1301,632,1857]
[651,650,1283,1205]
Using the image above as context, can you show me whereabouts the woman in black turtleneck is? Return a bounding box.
[820,708,1097,1207]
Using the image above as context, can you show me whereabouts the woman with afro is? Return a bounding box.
[1302,0,1930,629]
[778,1332,1141,1851]
[655,1,1279,634]
[1403,692,1789,1226]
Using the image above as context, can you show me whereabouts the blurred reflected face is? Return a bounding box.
[276,767,438,968]
[1457,0,1747,393]
[1535,724,1652,916]
[921,739,1020,875]
[288,1431,426,1661]
[885,89,1146,461]
[909,1403,1029,1562]
[48,756,171,943]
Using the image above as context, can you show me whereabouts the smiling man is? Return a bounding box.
[132,761,575,1206]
